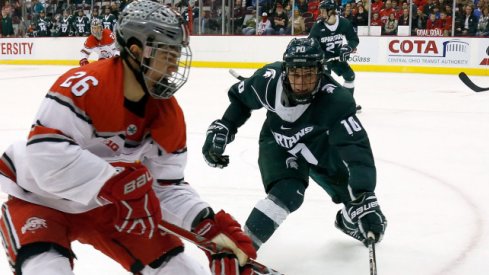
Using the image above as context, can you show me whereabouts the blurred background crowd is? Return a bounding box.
[0,0,488,38]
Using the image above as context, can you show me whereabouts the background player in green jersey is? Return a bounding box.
[202,38,386,252]
[309,0,360,109]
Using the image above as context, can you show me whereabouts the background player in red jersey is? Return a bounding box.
[79,18,119,66]
[0,1,256,275]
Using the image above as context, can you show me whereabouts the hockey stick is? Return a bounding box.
[458,72,489,92]
[158,220,284,275]
[325,56,341,62]
[228,56,341,81]
[367,232,377,275]
[229,69,246,81]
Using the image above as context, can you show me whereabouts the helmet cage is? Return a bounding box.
[91,19,103,40]
[282,38,324,105]
[140,40,192,99]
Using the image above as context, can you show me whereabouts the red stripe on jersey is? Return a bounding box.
[28,126,71,140]
[0,158,16,182]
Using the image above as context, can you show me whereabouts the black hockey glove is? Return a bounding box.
[339,44,353,62]
[345,192,387,243]
[202,119,236,168]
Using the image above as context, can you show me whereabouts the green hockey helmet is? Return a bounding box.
[319,0,337,12]
[282,38,324,105]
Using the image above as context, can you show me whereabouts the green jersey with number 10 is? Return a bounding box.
[222,62,376,193]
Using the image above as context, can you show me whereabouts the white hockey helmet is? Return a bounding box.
[116,0,192,99]
[91,18,103,40]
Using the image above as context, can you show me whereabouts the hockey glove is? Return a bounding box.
[339,44,353,62]
[98,162,161,239]
[194,210,257,273]
[79,58,89,66]
[335,209,366,244]
[202,119,236,168]
[206,252,254,275]
[344,192,386,243]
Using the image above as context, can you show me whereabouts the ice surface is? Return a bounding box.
[0,65,488,275]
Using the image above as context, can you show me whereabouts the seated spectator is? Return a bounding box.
[476,6,489,36]
[54,9,74,37]
[482,20,489,37]
[251,0,273,14]
[371,0,384,14]
[425,12,441,30]
[1,8,15,37]
[101,5,117,31]
[457,5,478,36]
[383,12,398,35]
[355,4,369,26]
[296,0,309,14]
[473,1,483,20]
[398,8,410,26]
[444,4,453,18]
[371,11,383,26]
[432,4,441,19]
[307,0,320,20]
[439,9,452,36]
[35,10,52,37]
[110,2,120,21]
[196,7,220,34]
[242,10,257,35]
[31,0,44,20]
[343,3,355,23]
[380,0,394,24]
[412,7,427,34]
[422,0,436,16]
[72,9,90,36]
[391,0,402,18]
[91,8,101,20]
[291,9,306,35]
[257,12,274,35]
[271,3,288,35]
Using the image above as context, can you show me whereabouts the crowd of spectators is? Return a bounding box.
[0,0,126,37]
[178,0,489,36]
[0,0,488,37]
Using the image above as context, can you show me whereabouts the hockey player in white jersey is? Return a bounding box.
[0,1,256,275]
[79,18,119,66]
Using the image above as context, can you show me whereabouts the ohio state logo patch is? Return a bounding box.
[21,217,47,234]
[126,124,137,136]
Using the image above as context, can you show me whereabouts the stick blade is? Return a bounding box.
[229,69,246,81]
[459,72,489,92]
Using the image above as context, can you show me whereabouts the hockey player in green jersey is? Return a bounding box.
[308,0,359,99]
[202,38,387,251]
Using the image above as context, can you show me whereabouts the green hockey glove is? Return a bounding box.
[345,192,387,243]
[202,119,236,168]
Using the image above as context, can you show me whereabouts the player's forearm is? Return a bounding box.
[222,92,252,130]
[346,163,377,197]
[25,137,115,205]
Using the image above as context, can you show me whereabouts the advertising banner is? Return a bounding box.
[384,37,471,67]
